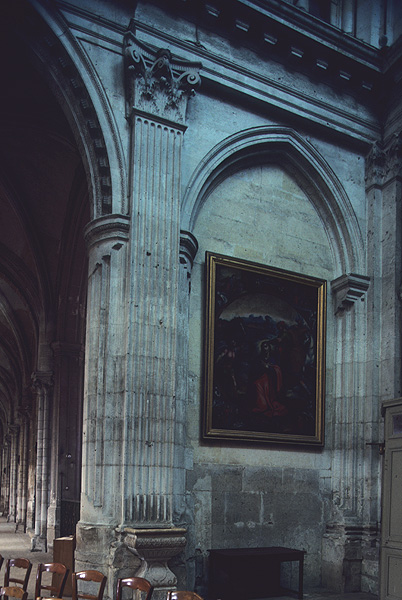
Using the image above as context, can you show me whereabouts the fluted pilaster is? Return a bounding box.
[123,33,200,528]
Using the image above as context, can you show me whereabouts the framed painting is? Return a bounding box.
[203,252,326,446]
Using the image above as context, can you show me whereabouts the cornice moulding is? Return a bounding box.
[53,0,382,145]
[135,23,379,145]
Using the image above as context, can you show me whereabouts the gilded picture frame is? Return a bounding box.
[203,252,326,446]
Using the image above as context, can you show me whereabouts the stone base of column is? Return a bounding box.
[322,523,379,593]
[47,499,60,552]
[75,523,186,600]
[124,528,187,600]
[31,534,47,552]
[75,522,117,569]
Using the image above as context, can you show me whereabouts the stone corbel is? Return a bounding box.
[331,273,370,315]
[179,230,198,270]
[124,527,187,600]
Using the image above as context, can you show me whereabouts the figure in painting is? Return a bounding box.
[250,339,288,418]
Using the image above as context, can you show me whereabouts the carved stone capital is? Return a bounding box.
[124,30,201,124]
[84,214,130,251]
[124,527,187,599]
[331,273,370,314]
[31,371,54,393]
[385,131,402,180]
[8,424,20,437]
[179,230,198,270]
[365,141,386,189]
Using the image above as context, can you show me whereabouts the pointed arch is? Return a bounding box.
[182,126,364,274]
[5,0,127,219]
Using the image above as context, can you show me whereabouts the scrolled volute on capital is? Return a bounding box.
[124,30,201,109]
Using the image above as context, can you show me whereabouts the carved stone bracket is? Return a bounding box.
[124,527,187,599]
[124,28,201,124]
[179,230,198,271]
[331,273,370,314]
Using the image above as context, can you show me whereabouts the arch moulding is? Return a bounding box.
[181,126,365,277]
[10,0,127,219]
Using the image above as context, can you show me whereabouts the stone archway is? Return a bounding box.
[0,6,92,549]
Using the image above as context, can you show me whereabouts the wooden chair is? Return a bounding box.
[72,571,107,600]
[35,563,69,599]
[4,559,32,591]
[166,593,204,600]
[116,577,153,600]
[0,586,28,600]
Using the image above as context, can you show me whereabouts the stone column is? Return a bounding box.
[322,274,372,593]
[16,407,30,531]
[0,438,10,517]
[322,136,400,594]
[119,32,201,599]
[75,215,130,577]
[7,424,19,522]
[48,342,84,548]
[342,0,356,34]
[31,371,53,551]
[174,231,198,525]
[379,134,402,399]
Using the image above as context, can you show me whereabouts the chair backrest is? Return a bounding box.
[4,559,32,591]
[0,557,3,572]
[35,563,69,599]
[166,593,204,600]
[0,586,28,600]
[72,571,107,600]
[116,577,153,600]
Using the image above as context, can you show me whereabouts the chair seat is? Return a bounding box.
[0,586,28,600]
[166,592,204,600]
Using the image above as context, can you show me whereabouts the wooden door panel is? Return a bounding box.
[381,399,402,600]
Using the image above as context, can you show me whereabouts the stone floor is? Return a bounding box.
[0,517,51,599]
[0,517,379,600]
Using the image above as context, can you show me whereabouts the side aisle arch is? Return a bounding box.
[6,0,127,218]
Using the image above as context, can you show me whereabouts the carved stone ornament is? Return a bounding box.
[124,527,186,598]
[385,131,402,180]
[31,371,54,392]
[365,141,386,188]
[124,29,201,124]
[179,230,198,270]
[331,273,370,314]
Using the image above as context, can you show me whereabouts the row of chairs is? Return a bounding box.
[0,556,67,600]
[0,555,204,600]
